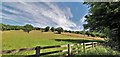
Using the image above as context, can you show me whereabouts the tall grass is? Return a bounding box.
[75,46,120,57]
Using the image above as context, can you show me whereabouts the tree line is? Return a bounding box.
[0,24,34,33]
[0,23,64,34]
[0,23,107,38]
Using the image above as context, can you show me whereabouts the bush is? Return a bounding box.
[95,33,100,37]
[75,31,80,34]
[55,27,63,34]
[90,32,96,37]
[100,34,106,38]
[84,31,107,38]
[85,31,91,36]
[68,30,72,33]
[64,30,68,32]
[44,26,50,32]
[79,31,84,34]
[23,24,33,33]
[71,31,75,33]
[51,27,55,32]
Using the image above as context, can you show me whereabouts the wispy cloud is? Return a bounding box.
[2,2,80,30]
[79,13,88,30]
[80,13,87,24]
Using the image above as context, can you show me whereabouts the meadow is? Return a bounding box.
[2,30,104,50]
[1,30,105,55]
[1,30,120,57]
[2,30,72,50]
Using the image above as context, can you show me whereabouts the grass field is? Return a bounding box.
[2,30,72,50]
[2,30,104,50]
[1,30,105,55]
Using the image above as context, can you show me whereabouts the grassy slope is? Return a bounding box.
[1,30,120,57]
[62,33,104,41]
[1,30,105,55]
[2,30,74,50]
[2,30,105,50]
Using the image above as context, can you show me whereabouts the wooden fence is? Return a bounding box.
[0,42,98,57]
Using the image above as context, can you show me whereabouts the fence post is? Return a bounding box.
[35,46,41,57]
[92,42,94,48]
[77,44,79,54]
[95,42,98,47]
[68,44,71,57]
[83,42,85,54]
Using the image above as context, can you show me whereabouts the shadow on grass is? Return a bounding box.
[2,55,120,57]
[1,55,65,57]
[55,39,105,43]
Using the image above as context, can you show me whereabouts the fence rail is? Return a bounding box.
[0,42,98,57]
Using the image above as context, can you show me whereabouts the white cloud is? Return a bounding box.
[2,2,80,30]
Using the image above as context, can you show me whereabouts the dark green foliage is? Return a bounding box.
[50,27,55,32]
[68,30,72,33]
[84,31,107,38]
[85,31,91,36]
[44,26,50,32]
[64,30,71,33]
[98,33,106,38]
[79,31,84,34]
[64,30,73,33]
[0,23,23,31]
[55,27,63,34]
[34,27,41,30]
[96,33,100,37]
[75,31,80,34]
[23,24,33,33]
[90,32,96,37]
[84,2,120,50]
[71,31,75,33]
[64,30,68,32]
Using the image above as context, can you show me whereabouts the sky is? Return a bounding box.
[1,2,89,31]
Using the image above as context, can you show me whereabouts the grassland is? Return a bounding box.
[2,30,104,50]
[2,30,72,50]
[1,30,105,55]
[62,33,104,41]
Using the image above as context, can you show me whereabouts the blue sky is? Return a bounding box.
[1,2,89,31]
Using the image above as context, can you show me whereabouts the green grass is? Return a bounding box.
[73,46,120,57]
[2,30,104,50]
[2,30,73,50]
[84,46,120,55]
[2,30,78,55]
[1,30,105,56]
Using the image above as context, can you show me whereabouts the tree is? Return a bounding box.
[44,26,50,32]
[1,24,6,31]
[50,27,55,32]
[64,30,68,32]
[85,31,91,36]
[34,27,41,30]
[56,27,63,34]
[75,31,80,34]
[68,30,72,33]
[23,24,33,33]
[83,2,120,50]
